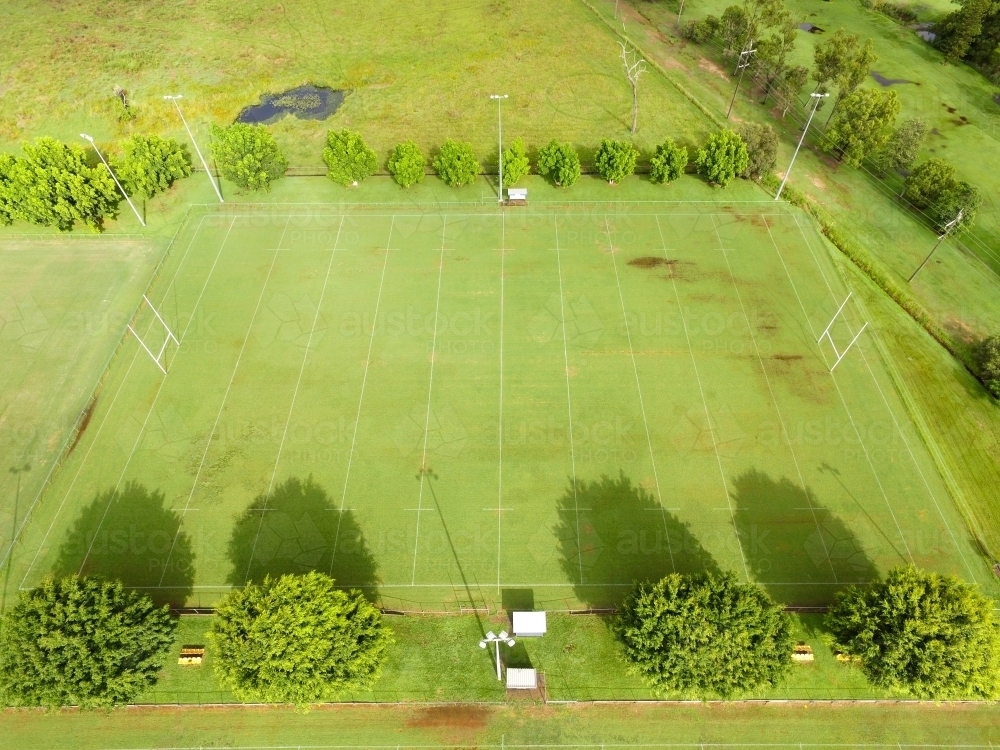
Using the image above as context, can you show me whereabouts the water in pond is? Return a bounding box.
[237,85,345,125]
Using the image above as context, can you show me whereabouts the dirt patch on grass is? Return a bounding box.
[406,705,492,729]
[772,354,804,362]
[67,397,98,456]
[810,174,827,190]
[629,256,676,268]
[698,57,730,81]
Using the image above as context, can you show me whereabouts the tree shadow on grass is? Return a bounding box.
[226,476,378,598]
[556,472,719,608]
[54,481,194,607]
[731,469,877,606]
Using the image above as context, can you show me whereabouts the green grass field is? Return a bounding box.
[3,193,992,612]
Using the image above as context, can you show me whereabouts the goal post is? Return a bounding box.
[128,294,179,374]
[817,292,869,372]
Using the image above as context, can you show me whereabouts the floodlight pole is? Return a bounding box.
[163,95,224,203]
[908,210,963,282]
[775,92,829,200]
[479,630,515,681]
[80,134,145,227]
[490,95,508,204]
[726,42,756,120]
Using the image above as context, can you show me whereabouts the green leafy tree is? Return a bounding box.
[935,179,983,231]
[210,123,287,191]
[387,141,425,188]
[594,138,639,184]
[825,88,900,167]
[872,118,927,177]
[649,139,689,184]
[2,138,120,231]
[685,14,721,43]
[737,122,778,180]
[756,11,799,103]
[537,140,581,187]
[209,572,392,705]
[0,576,175,708]
[813,29,860,93]
[721,5,753,54]
[966,5,1000,68]
[978,334,1000,397]
[937,0,996,62]
[903,158,958,208]
[501,138,531,186]
[0,152,16,225]
[432,140,480,187]
[323,129,378,186]
[775,65,809,117]
[695,129,749,187]
[615,573,793,698]
[827,38,878,124]
[827,567,1000,698]
[114,135,191,200]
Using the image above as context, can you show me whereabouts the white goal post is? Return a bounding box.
[128,295,179,374]
[817,292,869,372]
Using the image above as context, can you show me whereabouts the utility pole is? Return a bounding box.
[908,210,964,282]
[489,94,508,204]
[80,134,145,227]
[726,41,757,120]
[774,92,829,200]
[163,95,224,203]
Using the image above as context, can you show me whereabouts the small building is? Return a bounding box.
[512,610,547,637]
[506,667,538,690]
[507,188,528,205]
[178,646,205,666]
[791,643,814,663]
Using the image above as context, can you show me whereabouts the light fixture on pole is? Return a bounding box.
[479,630,515,681]
[726,41,756,120]
[489,95,508,204]
[908,209,964,282]
[774,92,829,201]
[80,134,145,227]
[163,95,224,203]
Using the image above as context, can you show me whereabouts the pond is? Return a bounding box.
[237,85,346,125]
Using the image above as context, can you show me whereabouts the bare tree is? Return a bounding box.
[619,41,647,134]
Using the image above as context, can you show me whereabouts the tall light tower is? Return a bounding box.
[79,134,145,227]
[163,95,224,203]
[479,630,515,681]
[774,92,829,201]
[489,94,508,204]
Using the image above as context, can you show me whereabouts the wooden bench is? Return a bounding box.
[178,646,205,666]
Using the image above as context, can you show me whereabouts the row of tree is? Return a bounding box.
[936,0,1000,81]
[0,136,191,231]
[617,566,1000,699]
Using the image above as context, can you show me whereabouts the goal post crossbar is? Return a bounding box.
[129,295,179,374]
[817,292,869,372]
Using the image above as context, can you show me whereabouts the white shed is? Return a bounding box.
[512,610,547,637]
[506,667,538,690]
[507,188,528,203]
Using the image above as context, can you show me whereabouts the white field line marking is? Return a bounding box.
[786,213,974,578]
[710,215,837,583]
[496,212,506,594]
[330,218,395,571]
[146,219,291,584]
[409,218,448,586]
[15,214,212,586]
[554,217,584,585]
[604,217,674,572]
[769,215,915,565]
[654,216,750,581]
[241,218,345,585]
[86,744,1000,750]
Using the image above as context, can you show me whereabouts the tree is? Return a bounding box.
[685,15,722,43]
[774,65,809,117]
[649,138,689,184]
[978,334,1000,397]
[826,38,878,124]
[619,41,647,134]
[501,138,530,186]
[737,122,778,180]
[813,29,860,93]
[935,179,983,231]
[0,152,16,225]
[756,11,799,103]
[937,0,995,62]
[594,139,639,184]
[695,129,749,187]
[209,123,286,191]
[825,88,900,167]
[0,576,175,708]
[903,158,959,208]
[872,118,927,177]
[209,572,392,705]
[323,130,378,187]
[387,141,425,188]
[827,566,1000,698]
[432,139,480,187]
[113,135,191,200]
[615,572,793,698]
[537,140,581,187]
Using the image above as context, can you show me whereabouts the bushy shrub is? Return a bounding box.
[649,139,689,184]
[737,122,778,180]
[210,572,392,705]
[904,158,981,231]
[432,140,480,187]
[979,335,1000,397]
[827,567,1000,698]
[323,129,378,186]
[871,118,927,176]
[616,573,792,698]
[825,88,901,167]
[502,138,531,186]
[0,576,175,708]
[387,141,426,188]
[114,135,191,200]
[685,15,722,44]
[695,129,749,187]
[210,123,287,191]
[537,140,581,187]
[0,152,16,226]
[594,138,639,184]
